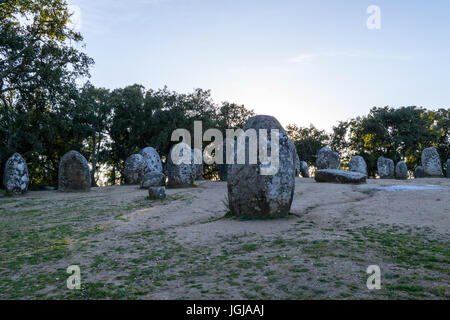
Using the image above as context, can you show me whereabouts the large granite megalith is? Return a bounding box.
[377,156,394,179]
[421,147,443,177]
[414,166,425,178]
[300,161,310,178]
[218,139,237,182]
[316,147,340,170]
[315,169,367,184]
[58,150,91,192]
[3,153,29,196]
[139,147,163,173]
[167,143,196,187]
[227,115,295,218]
[192,148,203,180]
[123,154,147,185]
[294,151,301,177]
[395,161,408,180]
[349,156,367,176]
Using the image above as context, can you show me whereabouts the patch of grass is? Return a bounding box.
[241,243,258,252]
[359,188,377,196]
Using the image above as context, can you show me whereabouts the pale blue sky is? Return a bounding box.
[68,0,450,130]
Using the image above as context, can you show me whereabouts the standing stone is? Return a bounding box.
[148,186,166,199]
[218,139,234,181]
[167,143,196,187]
[286,139,300,177]
[139,147,163,173]
[349,156,367,176]
[414,166,425,178]
[300,161,310,178]
[140,171,166,189]
[245,114,298,177]
[192,148,203,180]
[316,147,340,170]
[58,150,91,192]
[3,153,29,196]
[377,156,394,179]
[294,152,301,177]
[421,147,443,177]
[123,154,147,185]
[395,161,408,180]
[227,115,295,218]
[315,169,367,184]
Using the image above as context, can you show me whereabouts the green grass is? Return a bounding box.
[0,187,448,300]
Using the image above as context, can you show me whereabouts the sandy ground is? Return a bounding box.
[0,177,449,299]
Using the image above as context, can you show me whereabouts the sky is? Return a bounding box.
[67,0,450,131]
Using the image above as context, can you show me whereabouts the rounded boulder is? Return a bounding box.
[395,161,408,180]
[316,147,340,170]
[227,115,295,218]
[58,151,91,192]
[123,154,147,185]
[167,143,196,187]
[377,156,394,179]
[349,156,367,176]
[139,147,163,173]
[3,153,29,196]
[421,147,443,177]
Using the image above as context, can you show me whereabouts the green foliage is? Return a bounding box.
[0,0,93,185]
[104,86,254,184]
[1,1,448,186]
[286,124,330,167]
[346,106,449,176]
[286,107,448,177]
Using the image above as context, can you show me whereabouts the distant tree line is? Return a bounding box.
[0,0,255,186]
[1,1,448,187]
[287,106,449,177]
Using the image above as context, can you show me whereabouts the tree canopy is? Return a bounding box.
[1,1,448,186]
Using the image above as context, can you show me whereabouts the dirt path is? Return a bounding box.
[0,178,449,299]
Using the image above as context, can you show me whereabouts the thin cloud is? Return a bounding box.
[290,51,413,63]
[289,54,315,64]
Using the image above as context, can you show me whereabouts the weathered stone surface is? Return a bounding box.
[300,161,309,178]
[395,161,408,180]
[377,156,394,179]
[316,147,340,170]
[414,166,425,178]
[58,150,91,192]
[139,147,163,173]
[349,156,367,175]
[167,143,196,187]
[294,151,301,177]
[315,169,366,184]
[244,114,298,177]
[421,147,443,177]
[192,148,203,180]
[227,115,295,218]
[446,159,450,178]
[148,186,166,199]
[243,115,286,133]
[3,153,29,196]
[123,154,147,185]
[218,139,234,181]
[140,171,166,189]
